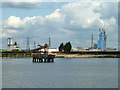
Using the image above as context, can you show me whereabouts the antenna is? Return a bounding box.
[26,37,30,51]
[49,35,51,48]
[34,41,36,49]
[91,34,93,49]
[99,28,101,40]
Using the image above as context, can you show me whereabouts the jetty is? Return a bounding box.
[31,43,55,63]
[32,54,55,63]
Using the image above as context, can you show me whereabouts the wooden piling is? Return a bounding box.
[32,54,55,63]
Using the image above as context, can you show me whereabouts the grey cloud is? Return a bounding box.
[2,2,42,9]
[93,2,118,20]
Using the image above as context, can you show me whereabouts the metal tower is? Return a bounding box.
[34,41,36,49]
[49,35,51,48]
[102,28,107,49]
[99,28,101,40]
[91,34,94,49]
[26,37,30,51]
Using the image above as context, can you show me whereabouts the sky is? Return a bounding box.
[1,1,119,49]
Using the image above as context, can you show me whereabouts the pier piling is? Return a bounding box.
[32,54,55,63]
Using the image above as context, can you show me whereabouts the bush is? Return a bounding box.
[10,49,22,53]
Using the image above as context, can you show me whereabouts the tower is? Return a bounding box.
[34,41,36,49]
[91,34,93,49]
[49,35,51,48]
[104,34,107,49]
[26,37,30,51]
[7,37,12,46]
[99,28,101,40]
[102,29,107,49]
[98,28,107,50]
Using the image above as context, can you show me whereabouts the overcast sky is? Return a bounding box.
[1,1,118,49]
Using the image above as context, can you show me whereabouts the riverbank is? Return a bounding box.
[1,52,120,58]
[55,54,120,58]
[1,54,32,58]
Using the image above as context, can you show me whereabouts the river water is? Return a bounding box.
[2,58,118,88]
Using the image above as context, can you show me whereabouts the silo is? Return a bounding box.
[7,37,12,46]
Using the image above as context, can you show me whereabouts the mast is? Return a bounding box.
[91,34,93,49]
[34,41,36,49]
[99,28,101,40]
[49,35,51,48]
[26,37,30,51]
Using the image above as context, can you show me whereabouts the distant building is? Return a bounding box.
[94,44,98,49]
[88,28,107,51]
[40,48,59,52]
[76,47,84,51]
[98,28,107,51]
[88,43,98,51]
[7,37,21,51]
[71,48,79,52]
[48,48,59,52]
[71,47,87,52]
[106,48,116,51]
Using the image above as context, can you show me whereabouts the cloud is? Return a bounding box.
[2,2,42,9]
[2,0,119,2]
[2,2,118,49]
[7,29,17,33]
[60,2,117,31]
[4,16,25,28]
[60,2,102,29]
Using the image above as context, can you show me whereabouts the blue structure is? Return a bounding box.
[98,28,107,50]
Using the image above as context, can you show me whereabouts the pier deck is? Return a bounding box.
[32,54,55,63]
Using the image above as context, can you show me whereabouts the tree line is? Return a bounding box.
[58,42,72,52]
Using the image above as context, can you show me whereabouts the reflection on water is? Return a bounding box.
[2,58,118,88]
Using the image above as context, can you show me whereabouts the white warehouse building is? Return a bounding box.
[40,48,59,52]
[7,37,21,51]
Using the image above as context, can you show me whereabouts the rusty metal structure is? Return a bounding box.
[31,43,49,53]
[31,43,55,63]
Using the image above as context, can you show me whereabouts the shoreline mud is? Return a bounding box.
[55,54,119,58]
[1,54,119,58]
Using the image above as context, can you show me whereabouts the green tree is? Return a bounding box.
[67,41,72,52]
[59,43,64,52]
[58,42,72,52]
[63,42,72,52]
[63,43,67,52]
[64,42,72,52]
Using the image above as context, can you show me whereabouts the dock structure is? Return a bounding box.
[32,54,55,63]
[31,43,56,63]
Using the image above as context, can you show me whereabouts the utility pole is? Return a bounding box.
[91,34,93,49]
[26,37,30,51]
[34,41,36,49]
[49,35,51,48]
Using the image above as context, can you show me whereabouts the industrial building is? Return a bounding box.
[89,28,107,51]
[40,48,59,52]
[7,37,21,51]
[98,28,107,51]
